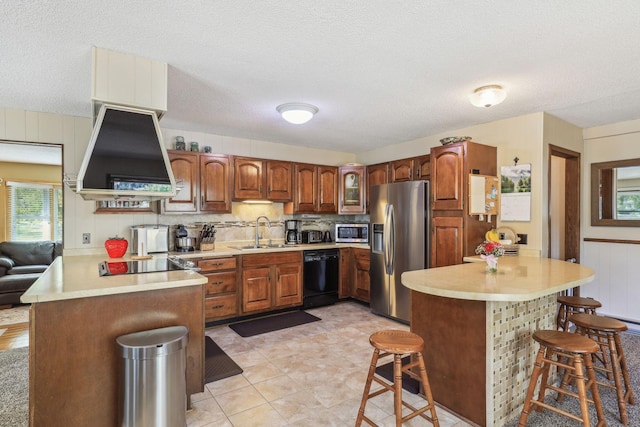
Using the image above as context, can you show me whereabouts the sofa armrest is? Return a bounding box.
[0,256,15,270]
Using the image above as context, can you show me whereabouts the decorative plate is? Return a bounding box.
[440,136,472,145]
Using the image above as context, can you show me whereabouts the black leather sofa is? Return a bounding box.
[0,241,62,305]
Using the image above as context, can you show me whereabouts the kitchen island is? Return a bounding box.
[21,254,207,427]
[401,256,595,427]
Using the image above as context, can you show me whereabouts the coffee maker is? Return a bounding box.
[285,220,301,245]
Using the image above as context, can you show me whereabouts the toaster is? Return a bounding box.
[301,230,324,244]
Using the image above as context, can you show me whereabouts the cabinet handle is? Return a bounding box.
[417,168,421,178]
[201,196,204,205]
[277,272,280,281]
[193,197,196,206]
[212,281,223,285]
[211,304,224,309]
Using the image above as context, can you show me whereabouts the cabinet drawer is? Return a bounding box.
[205,271,237,295]
[242,251,302,268]
[205,294,237,319]
[198,257,236,272]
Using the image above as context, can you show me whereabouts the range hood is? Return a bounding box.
[74,103,177,201]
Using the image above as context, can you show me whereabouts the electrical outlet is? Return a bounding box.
[82,233,91,244]
[517,233,528,245]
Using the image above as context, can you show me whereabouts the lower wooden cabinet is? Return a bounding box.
[198,256,239,322]
[339,248,352,298]
[352,248,370,302]
[241,252,303,314]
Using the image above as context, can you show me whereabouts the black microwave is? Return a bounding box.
[334,223,369,243]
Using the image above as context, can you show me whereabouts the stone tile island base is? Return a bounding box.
[411,292,556,427]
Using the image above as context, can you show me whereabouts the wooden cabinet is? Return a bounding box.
[233,157,292,201]
[163,151,232,213]
[241,251,303,314]
[366,162,389,212]
[290,163,338,214]
[430,141,496,267]
[91,46,167,114]
[338,165,366,214]
[390,154,431,183]
[198,257,238,322]
[352,248,370,302]
[413,154,431,180]
[339,248,352,298]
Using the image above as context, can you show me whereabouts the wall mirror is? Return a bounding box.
[591,158,640,226]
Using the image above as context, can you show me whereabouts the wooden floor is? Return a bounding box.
[0,322,29,350]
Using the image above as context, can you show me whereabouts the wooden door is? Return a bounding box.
[164,151,198,212]
[352,248,370,302]
[339,247,352,298]
[339,165,366,214]
[293,163,317,213]
[200,154,232,212]
[366,162,389,212]
[266,160,292,201]
[242,267,272,313]
[390,159,413,182]
[274,263,302,307]
[234,157,264,199]
[317,166,338,213]
[431,216,464,267]
[413,154,431,180]
[431,144,464,210]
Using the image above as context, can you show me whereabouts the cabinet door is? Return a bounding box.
[353,248,370,302]
[390,159,413,182]
[339,166,366,214]
[234,157,264,199]
[293,163,317,213]
[413,154,431,180]
[317,166,338,213]
[200,154,232,212]
[266,160,293,201]
[164,151,198,212]
[431,144,464,210]
[339,248,352,299]
[274,263,302,307]
[431,216,464,267]
[366,163,389,212]
[242,267,272,313]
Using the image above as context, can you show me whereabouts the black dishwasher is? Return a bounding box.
[303,249,339,308]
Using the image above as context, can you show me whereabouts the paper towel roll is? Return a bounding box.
[137,228,147,256]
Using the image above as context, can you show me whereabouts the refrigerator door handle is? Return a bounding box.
[383,204,392,274]
[388,203,396,274]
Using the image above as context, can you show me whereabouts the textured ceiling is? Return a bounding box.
[2,1,640,154]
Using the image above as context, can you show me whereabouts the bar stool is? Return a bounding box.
[570,313,636,425]
[355,330,439,427]
[556,295,602,331]
[518,330,605,427]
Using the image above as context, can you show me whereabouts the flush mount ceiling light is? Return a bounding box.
[469,85,507,108]
[276,103,318,124]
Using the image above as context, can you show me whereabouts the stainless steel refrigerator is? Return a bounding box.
[370,181,430,323]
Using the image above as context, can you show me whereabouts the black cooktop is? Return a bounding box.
[98,257,197,276]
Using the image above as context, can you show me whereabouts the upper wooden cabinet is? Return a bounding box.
[91,46,167,114]
[338,165,366,214]
[431,144,465,211]
[366,163,389,212]
[291,163,337,214]
[163,151,232,214]
[413,154,431,180]
[389,154,431,183]
[233,157,292,201]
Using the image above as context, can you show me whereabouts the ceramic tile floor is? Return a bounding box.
[188,301,473,427]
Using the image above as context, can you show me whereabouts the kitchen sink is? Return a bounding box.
[228,244,298,250]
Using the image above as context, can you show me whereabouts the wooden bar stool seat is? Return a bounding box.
[556,295,602,331]
[356,330,439,426]
[518,330,606,427]
[570,313,636,425]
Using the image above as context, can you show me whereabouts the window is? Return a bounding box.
[6,181,62,241]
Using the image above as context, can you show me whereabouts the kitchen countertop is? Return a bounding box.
[401,256,595,302]
[172,242,369,258]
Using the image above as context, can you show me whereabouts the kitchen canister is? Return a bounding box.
[190,141,199,152]
[175,136,185,150]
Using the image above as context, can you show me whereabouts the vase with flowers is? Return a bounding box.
[475,240,505,273]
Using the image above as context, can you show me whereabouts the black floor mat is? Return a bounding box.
[228,311,321,337]
[374,357,421,394]
[204,336,243,383]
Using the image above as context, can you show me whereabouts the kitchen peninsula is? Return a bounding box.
[21,254,207,427]
[401,256,595,427]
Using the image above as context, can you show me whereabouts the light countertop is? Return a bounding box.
[21,254,207,303]
[401,256,595,302]
[171,242,369,258]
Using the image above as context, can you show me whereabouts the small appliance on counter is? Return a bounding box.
[301,230,324,244]
[285,220,301,245]
[175,224,196,252]
[131,225,169,254]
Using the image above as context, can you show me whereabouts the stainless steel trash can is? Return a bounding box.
[116,326,189,427]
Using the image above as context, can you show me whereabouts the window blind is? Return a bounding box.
[6,181,62,241]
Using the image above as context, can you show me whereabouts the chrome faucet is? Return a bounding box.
[255,216,271,247]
